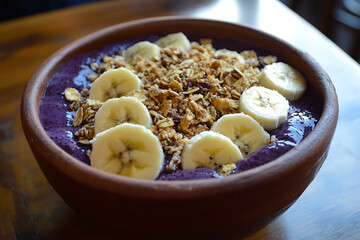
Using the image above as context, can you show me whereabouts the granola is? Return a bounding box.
[65,38,276,173]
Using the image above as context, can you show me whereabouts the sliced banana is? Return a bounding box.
[181,131,243,170]
[215,49,246,64]
[90,123,164,180]
[155,32,191,52]
[89,67,141,102]
[239,86,289,131]
[94,97,151,134]
[124,41,161,64]
[211,113,270,157]
[259,62,306,101]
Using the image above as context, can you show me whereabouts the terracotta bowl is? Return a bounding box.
[21,17,338,238]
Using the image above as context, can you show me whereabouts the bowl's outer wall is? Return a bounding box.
[21,17,338,237]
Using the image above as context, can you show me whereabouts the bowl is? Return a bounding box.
[21,17,338,238]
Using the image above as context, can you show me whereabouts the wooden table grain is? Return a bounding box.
[1,0,359,239]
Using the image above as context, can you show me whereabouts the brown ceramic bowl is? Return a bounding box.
[21,17,338,238]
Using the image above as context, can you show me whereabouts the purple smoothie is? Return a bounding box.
[39,35,322,180]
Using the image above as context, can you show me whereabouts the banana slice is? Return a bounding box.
[239,86,289,131]
[259,62,306,101]
[94,97,151,134]
[124,41,161,64]
[89,67,141,102]
[90,123,164,180]
[211,113,270,157]
[181,131,243,170]
[215,49,246,64]
[155,32,191,52]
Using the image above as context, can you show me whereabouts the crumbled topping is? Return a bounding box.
[75,124,95,144]
[87,72,99,82]
[64,88,81,101]
[268,135,278,144]
[64,38,276,172]
[262,55,278,65]
[220,163,237,176]
[69,97,102,144]
[73,107,83,127]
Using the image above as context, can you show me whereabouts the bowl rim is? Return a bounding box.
[21,16,338,199]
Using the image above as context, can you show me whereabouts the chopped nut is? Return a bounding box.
[196,107,212,123]
[83,108,96,123]
[263,55,277,65]
[169,80,183,92]
[87,72,99,82]
[90,62,99,71]
[75,124,95,139]
[80,88,90,97]
[193,124,209,135]
[212,97,239,115]
[220,163,236,176]
[98,62,111,73]
[103,56,114,63]
[127,89,147,102]
[78,139,91,145]
[73,107,84,127]
[64,88,81,101]
[241,50,259,67]
[70,97,85,111]
[85,99,102,109]
[179,109,195,133]
[160,100,172,116]
[156,118,174,128]
[167,152,182,172]
[268,135,278,144]
[183,87,200,95]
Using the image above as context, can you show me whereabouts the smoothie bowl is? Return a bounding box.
[21,17,338,238]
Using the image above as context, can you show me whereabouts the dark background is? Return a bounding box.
[1,0,359,62]
[281,0,360,63]
[0,0,99,21]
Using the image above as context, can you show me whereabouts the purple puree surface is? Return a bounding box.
[39,34,322,181]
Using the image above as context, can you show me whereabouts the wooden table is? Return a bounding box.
[1,0,359,239]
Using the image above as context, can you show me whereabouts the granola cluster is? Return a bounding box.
[65,88,102,145]
[65,39,277,173]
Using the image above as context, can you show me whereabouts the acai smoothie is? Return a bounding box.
[39,33,322,180]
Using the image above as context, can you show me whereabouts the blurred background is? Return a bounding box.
[0,0,359,62]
